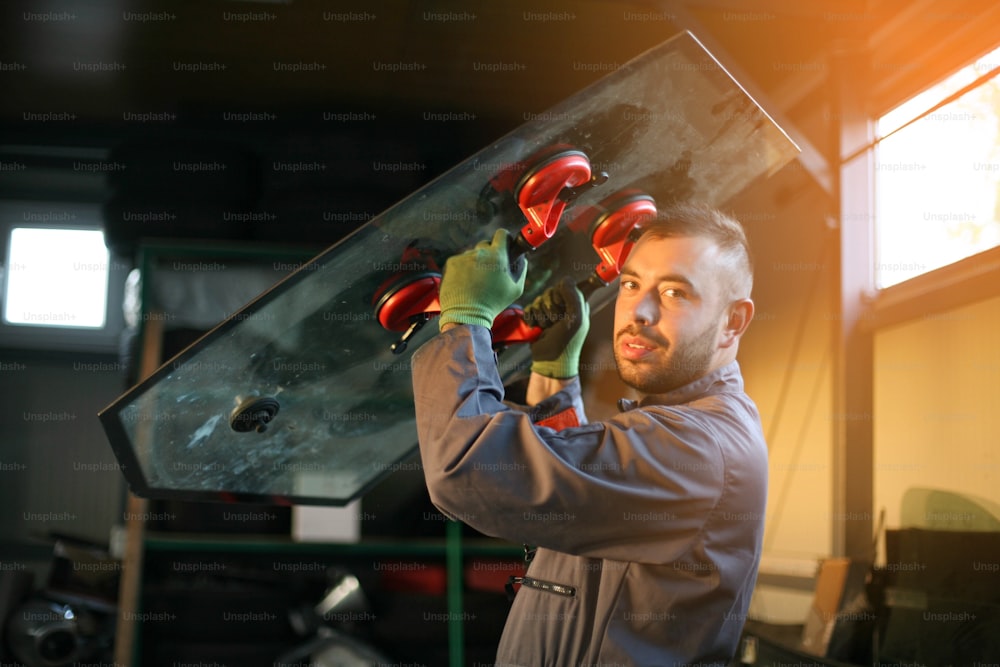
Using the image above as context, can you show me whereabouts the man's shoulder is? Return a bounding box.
[632,386,765,459]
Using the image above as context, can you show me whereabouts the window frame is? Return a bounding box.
[872,46,1000,293]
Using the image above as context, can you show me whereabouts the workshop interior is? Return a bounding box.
[2,0,999,665]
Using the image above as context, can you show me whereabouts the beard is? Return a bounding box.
[613,320,719,395]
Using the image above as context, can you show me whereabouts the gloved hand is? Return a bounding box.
[523,277,590,378]
[438,228,527,330]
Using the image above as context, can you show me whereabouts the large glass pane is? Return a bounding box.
[99,31,799,505]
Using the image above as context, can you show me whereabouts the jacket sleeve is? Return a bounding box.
[510,375,588,430]
[411,325,727,564]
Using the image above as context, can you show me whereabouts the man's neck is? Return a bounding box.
[527,372,576,406]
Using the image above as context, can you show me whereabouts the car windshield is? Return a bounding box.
[98,31,798,505]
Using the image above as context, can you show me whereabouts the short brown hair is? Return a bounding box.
[635,202,753,301]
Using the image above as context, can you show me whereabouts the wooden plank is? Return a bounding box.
[113,312,164,666]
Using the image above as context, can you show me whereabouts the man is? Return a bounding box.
[411,202,768,666]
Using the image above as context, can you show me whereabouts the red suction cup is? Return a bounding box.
[513,148,594,252]
[373,272,441,332]
[588,190,657,285]
[483,145,608,260]
[371,246,443,354]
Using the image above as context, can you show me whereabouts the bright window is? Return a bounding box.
[3,227,110,328]
[875,45,1000,288]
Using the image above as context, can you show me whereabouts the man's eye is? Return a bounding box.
[620,280,638,291]
[663,288,686,299]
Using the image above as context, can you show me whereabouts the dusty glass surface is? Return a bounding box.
[99,31,798,505]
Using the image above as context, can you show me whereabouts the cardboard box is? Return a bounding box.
[800,558,872,658]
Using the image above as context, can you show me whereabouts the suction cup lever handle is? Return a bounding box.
[506,232,533,278]
[575,274,606,301]
[559,170,609,203]
[496,283,586,348]
[390,313,432,354]
[491,306,543,346]
[492,275,599,347]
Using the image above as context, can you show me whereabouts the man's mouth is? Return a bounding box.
[618,334,658,360]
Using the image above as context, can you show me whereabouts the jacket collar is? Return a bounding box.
[617,361,744,412]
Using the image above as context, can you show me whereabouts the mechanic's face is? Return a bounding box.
[613,234,737,395]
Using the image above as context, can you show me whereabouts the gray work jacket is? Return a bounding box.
[411,325,768,666]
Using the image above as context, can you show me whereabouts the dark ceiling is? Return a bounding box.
[2,0,999,255]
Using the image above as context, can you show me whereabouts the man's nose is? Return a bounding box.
[630,290,658,326]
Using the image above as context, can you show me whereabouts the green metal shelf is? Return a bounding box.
[142,525,522,667]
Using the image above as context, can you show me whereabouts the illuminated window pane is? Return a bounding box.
[875,46,1000,288]
[3,228,109,328]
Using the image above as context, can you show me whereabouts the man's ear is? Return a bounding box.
[719,298,754,349]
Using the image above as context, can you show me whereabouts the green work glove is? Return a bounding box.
[524,277,590,378]
[438,228,527,330]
